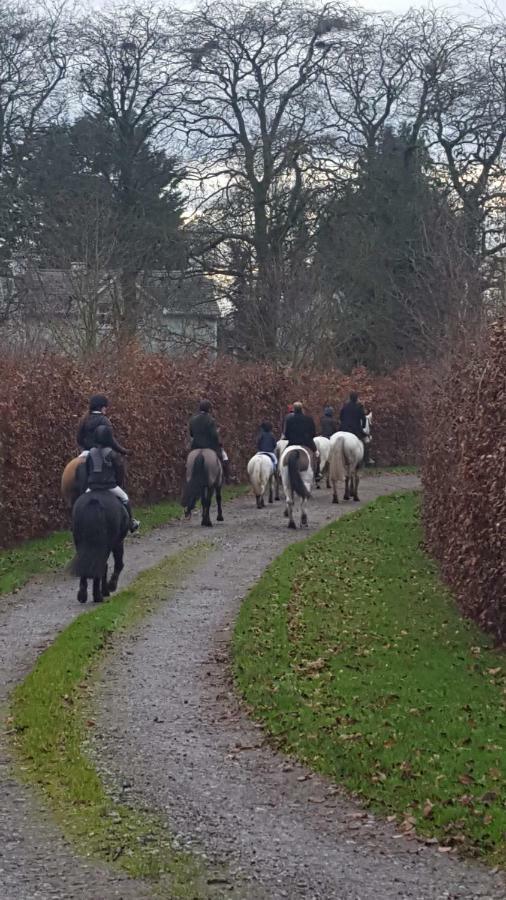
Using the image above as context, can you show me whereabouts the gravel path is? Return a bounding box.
[0,513,211,899]
[94,475,506,900]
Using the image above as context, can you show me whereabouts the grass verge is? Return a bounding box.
[0,485,247,597]
[363,465,418,476]
[233,492,506,864]
[10,544,227,898]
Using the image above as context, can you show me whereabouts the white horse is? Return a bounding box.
[329,432,364,503]
[280,445,313,529]
[274,438,288,501]
[247,452,275,508]
[314,435,331,489]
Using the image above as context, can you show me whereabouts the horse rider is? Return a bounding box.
[319,405,338,439]
[189,399,230,482]
[256,420,278,470]
[77,394,130,459]
[284,402,318,467]
[81,424,140,533]
[339,391,367,441]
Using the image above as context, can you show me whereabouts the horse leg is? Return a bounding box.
[275,470,281,501]
[301,496,308,528]
[77,576,88,604]
[215,485,224,522]
[353,471,360,502]
[344,475,351,501]
[256,494,262,509]
[101,563,110,599]
[201,485,212,527]
[332,479,339,504]
[268,475,273,504]
[93,576,103,603]
[108,543,124,593]
[287,495,296,529]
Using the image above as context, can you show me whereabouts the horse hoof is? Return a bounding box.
[269,498,273,504]
[353,497,360,502]
[93,596,103,604]
[316,484,320,490]
[332,496,339,504]
[217,514,224,522]
[283,508,289,517]
[288,520,296,529]
[77,590,87,604]
[301,516,308,528]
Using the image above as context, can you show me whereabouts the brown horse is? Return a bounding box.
[61,456,86,509]
[183,449,223,527]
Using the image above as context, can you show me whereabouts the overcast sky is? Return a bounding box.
[88,0,506,12]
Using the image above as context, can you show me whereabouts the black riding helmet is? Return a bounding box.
[93,424,114,447]
[89,394,108,412]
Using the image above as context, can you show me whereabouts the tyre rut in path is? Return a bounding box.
[0,512,212,900]
[95,476,505,900]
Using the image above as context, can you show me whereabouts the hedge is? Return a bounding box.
[0,347,425,546]
[422,321,506,641]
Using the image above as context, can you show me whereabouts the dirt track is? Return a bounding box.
[1,476,505,899]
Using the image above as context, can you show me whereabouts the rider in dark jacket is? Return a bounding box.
[189,400,220,452]
[319,406,338,439]
[77,394,129,455]
[84,425,139,532]
[257,421,277,454]
[284,402,317,452]
[189,400,230,481]
[339,392,367,439]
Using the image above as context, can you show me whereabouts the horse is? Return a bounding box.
[183,449,223,527]
[61,456,86,509]
[247,452,275,508]
[280,445,313,529]
[274,438,288,501]
[329,432,364,503]
[314,435,331,489]
[70,491,128,604]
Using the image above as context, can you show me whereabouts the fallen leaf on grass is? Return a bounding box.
[423,799,434,819]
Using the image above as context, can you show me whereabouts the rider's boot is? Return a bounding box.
[124,501,140,533]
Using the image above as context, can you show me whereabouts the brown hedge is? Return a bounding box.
[0,348,424,546]
[422,320,506,641]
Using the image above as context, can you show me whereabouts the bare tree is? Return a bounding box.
[178,0,352,358]
[77,3,185,337]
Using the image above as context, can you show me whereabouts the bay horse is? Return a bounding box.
[329,432,364,503]
[183,449,223,527]
[247,452,275,508]
[61,456,86,509]
[71,491,128,604]
[280,445,313,529]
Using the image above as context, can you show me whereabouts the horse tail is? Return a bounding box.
[71,497,109,578]
[287,450,310,500]
[183,452,207,513]
[248,455,269,497]
[330,434,347,483]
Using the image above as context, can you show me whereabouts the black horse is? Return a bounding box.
[71,491,129,604]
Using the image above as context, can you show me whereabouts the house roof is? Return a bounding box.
[141,272,220,320]
[1,267,220,321]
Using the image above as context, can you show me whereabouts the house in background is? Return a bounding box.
[0,264,220,356]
